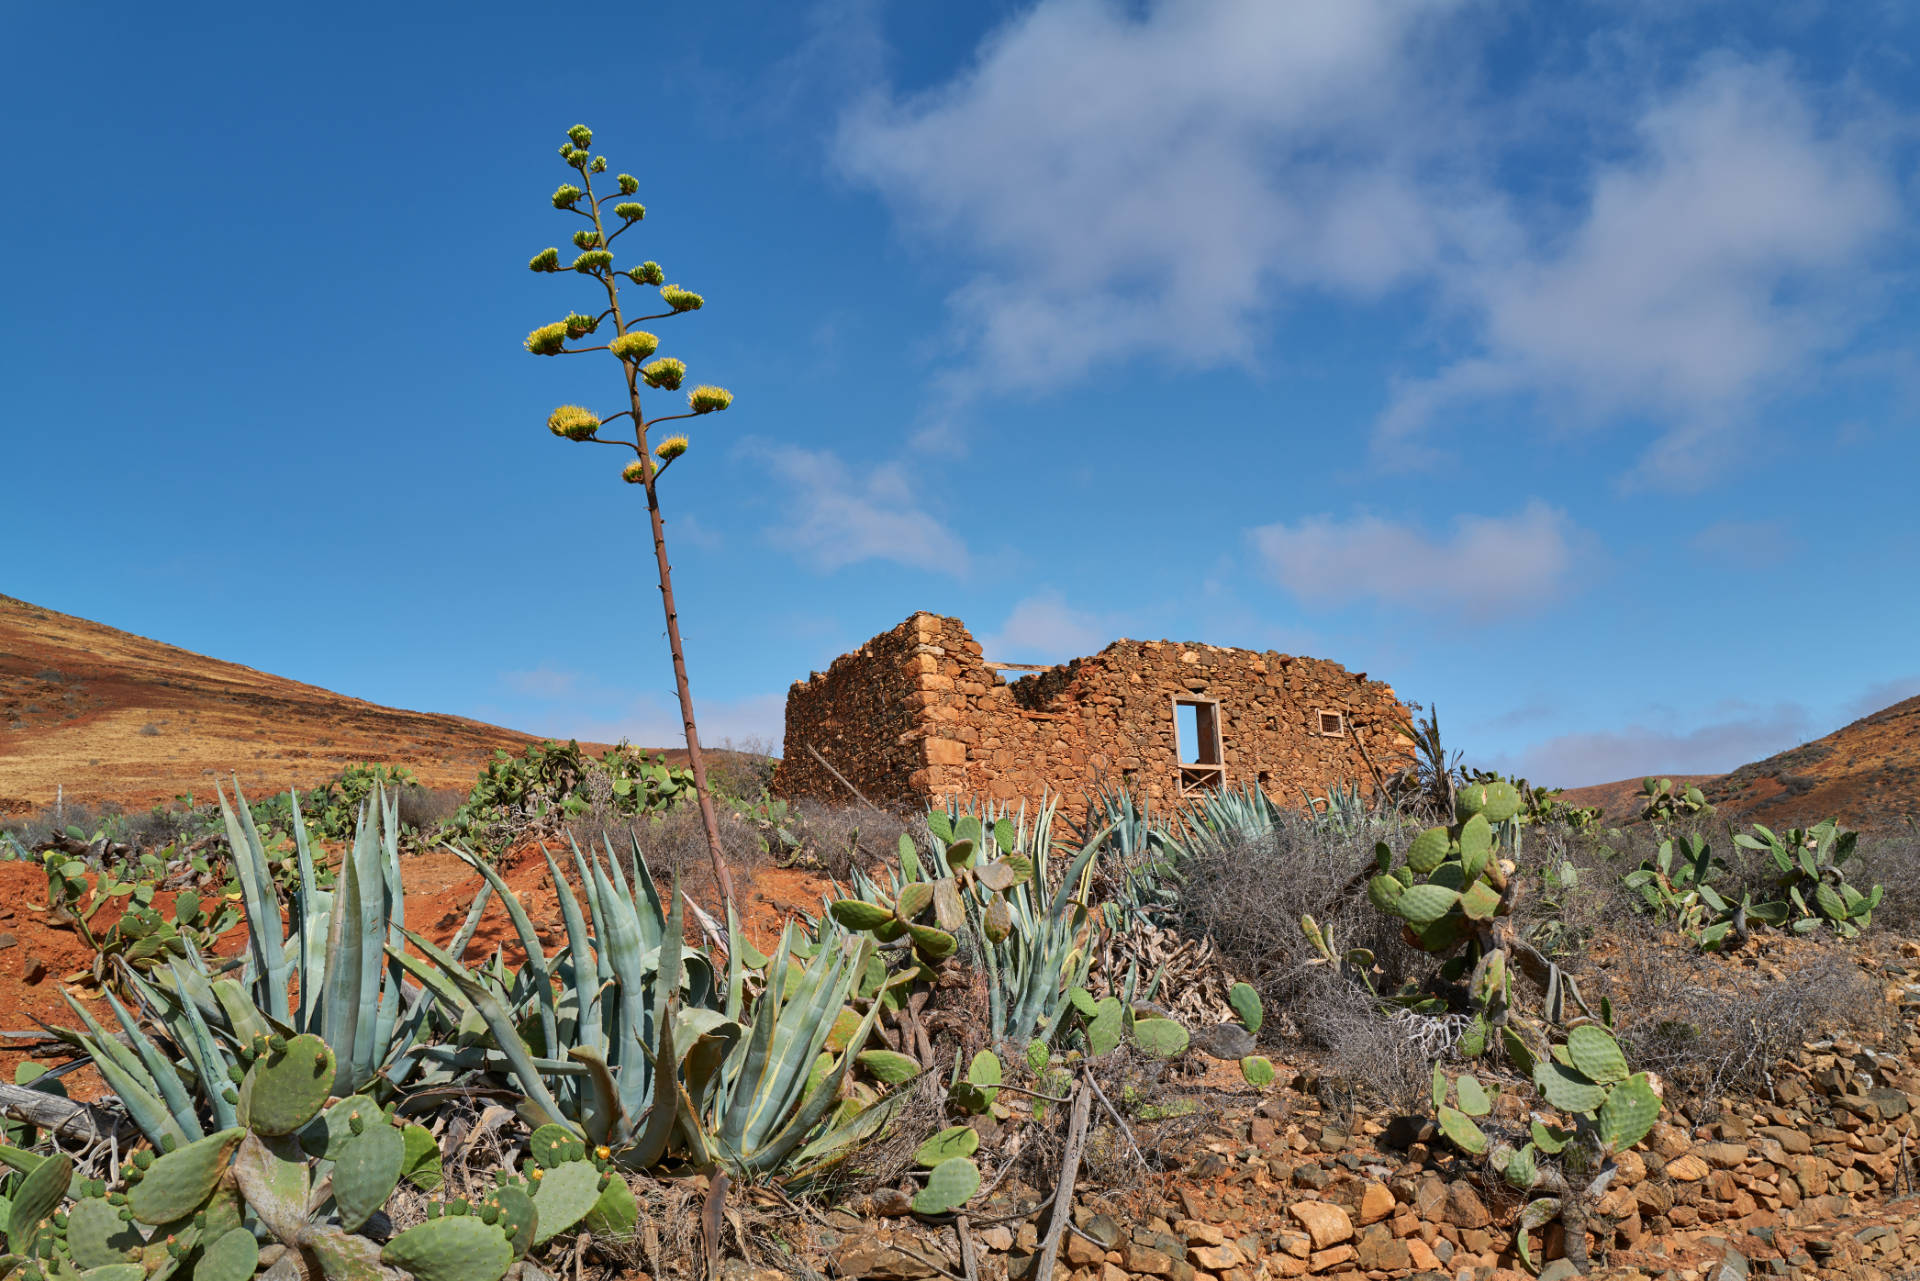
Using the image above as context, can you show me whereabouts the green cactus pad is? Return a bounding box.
[1504,1145,1538,1190]
[1227,982,1263,1035]
[1366,875,1405,913]
[1239,1056,1276,1087]
[828,900,892,932]
[127,1127,244,1226]
[5,1151,68,1251]
[911,1157,980,1215]
[74,1266,144,1281]
[63,1198,142,1270]
[1530,1119,1572,1154]
[193,1227,259,1281]
[1405,828,1450,875]
[1393,883,1461,929]
[855,1051,922,1085]
[905,924,957,959]
[1087,997,1123,1058]
[943,838,976,870]
[1131,1018,1188,1058]
[230,1133,309,1245]
[1532,1059,1606,1114]
[238,1034,335,1136]
[1597,1074,1660,1154]
[1431,1062,1448,1112]
[583,1176,640,1237]
[1435,1105,1487,1155]
[1459,882,1502,921]
[530,1160,602,1245]
[1566,1026,1629,1085]
[893,883,933,922]
[528,1124,586,1170]
[1025,1040,1050,1075]
[1456,813,1492,868]
[334,1119,405,1232]
[1454,1074,1491,1118]
[383,1215,514,1281]
[914,1127,980,1168]
[400,1123,444,1192]
[1501,1028,1536,1076]
[484,1184,537,1258]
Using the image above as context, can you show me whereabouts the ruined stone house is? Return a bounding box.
[775,612,1412,811]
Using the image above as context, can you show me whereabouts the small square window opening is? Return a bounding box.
[1318,710,1346,737]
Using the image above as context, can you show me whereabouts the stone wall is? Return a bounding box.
[779,613,1412,810]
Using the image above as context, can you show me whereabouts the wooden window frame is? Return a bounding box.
[1316,708,1347,738]
[1173,696,1225,795]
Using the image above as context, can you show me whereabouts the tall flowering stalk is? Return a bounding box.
[525,123,738,916]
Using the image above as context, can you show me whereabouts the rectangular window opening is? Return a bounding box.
[1174,697,1224,795]
[1318,710,1346,737]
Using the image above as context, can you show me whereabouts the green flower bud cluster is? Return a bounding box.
[632,261,665,286]
[562,312,597,339]
[572,229,603,249]
[617,174,639,195]
[655,435,689,461]
[614,202,645,222]
[590,156,607,173]
[524,323,569,356]
[571,250,614,273]
[641,358,685,390]
[687,385,733,414]
[609,331,659,362]
[552,184,583,209]
[660,285,704,312]
[547,405,600,440]
[622,459,650,484]
[568,124,593,148]
[528,247,560,273]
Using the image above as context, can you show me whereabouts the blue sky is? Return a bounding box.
[4,1,1917,789]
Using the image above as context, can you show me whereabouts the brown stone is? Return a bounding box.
[1307,1244,1355,1273]
[1289,1202,1355,1249]
[1444,1182,1493,1231]
[1356,1181,1394,1225]
[1353,1225,1412,1272]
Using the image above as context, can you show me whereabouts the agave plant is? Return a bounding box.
[62,782,446,1146]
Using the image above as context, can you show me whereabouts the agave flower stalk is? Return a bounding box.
[526,124,738,917]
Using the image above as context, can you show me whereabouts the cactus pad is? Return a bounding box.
[529,1160,602,1245]
[1597,1074,1660,1154]
[1566,1026,1629,1085]
[905,924,956,959]
[855,1051,922,1085]
[528,1124,586,1170]
[583,1175,639,1237]
[127,1128,243,1226]
[63,1197,142,1270]
[1239,1056,1275,1087]
[382,1216,514,1281]
[239,1035,335,1136]
[1405,828,1449,875]
[828,900,892,932]
[893,883,933,922]
[914,1127,980,1168]
[73,1266,143,1281]
[1503,1145,1537,1190]
[1532,1059,1606,1114]
[1227,982,1263,1035]
[6,1152,69,1251]
[400,1123,444,1192]
[911,1157,980,1215]
[1366,875,1404,913]
[1131,1018,1188,1058]
[1392,884,1460,930]
[483,1184,537,1258]
[1435,1105,1487,1155]
[1087,997,1123,1058]
[194,1227,259,1281]
[333,1118,405,1232]
[1454,1074,1491,1118]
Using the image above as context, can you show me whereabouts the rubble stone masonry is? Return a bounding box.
[777,612,1412,810]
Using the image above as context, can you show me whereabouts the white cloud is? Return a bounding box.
[1688,518,1797,568]
[1249,501,1578,612]
[978,592,1107,663]
[836,0,1465,388]
[1843,675,1920,722]
[1502,702,1816,789]
[838,5,1907,484]
[1381,60,1902,487]
[490,667,787,753]
[736,440,969,574]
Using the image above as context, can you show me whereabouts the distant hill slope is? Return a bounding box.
[1560,695,1920,832]
[0,594,569,812]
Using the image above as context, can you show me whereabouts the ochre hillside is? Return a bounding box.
[1562,693,1920,831]
[0,594,575,812]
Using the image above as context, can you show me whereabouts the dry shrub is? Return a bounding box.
[1594,928,1886,1107]
[1854,826,1920,934]
[1175,815,1429,1035]
[802,1070,950,1205]
[394,786,465,834]
[1287,970,1450,1116]
[788,799,922,882]
[562,795,769,907]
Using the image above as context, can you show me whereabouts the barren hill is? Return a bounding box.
[1562,694,1920,832]
[0,594,564,812]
